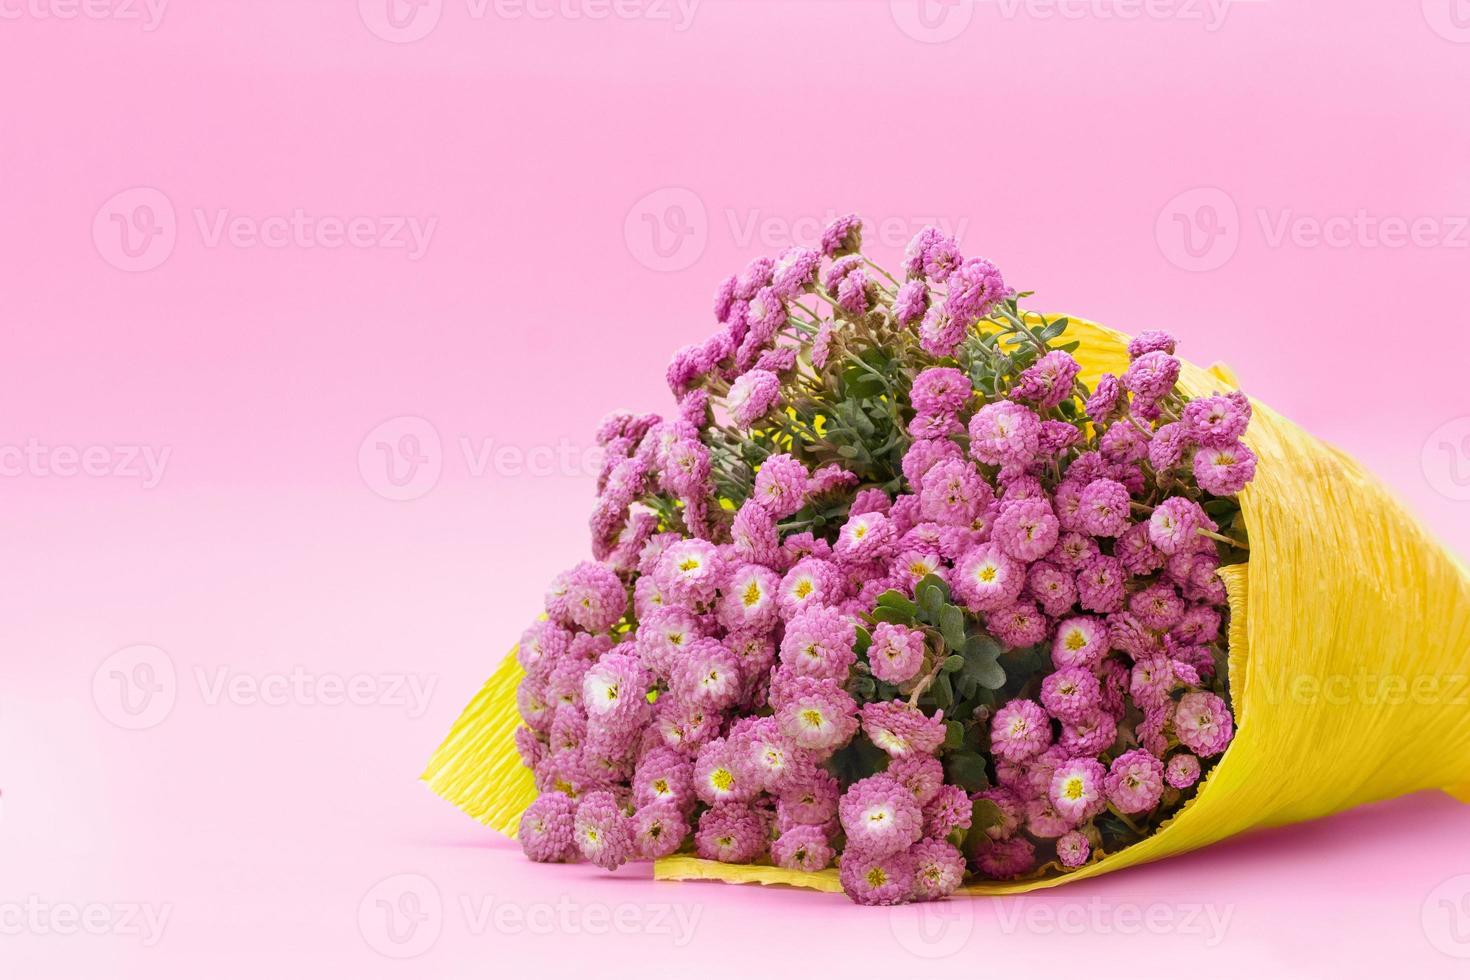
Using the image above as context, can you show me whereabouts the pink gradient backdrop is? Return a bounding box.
[4,1,1470,976]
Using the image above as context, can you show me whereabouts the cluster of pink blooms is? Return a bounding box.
[513,214,1251,905]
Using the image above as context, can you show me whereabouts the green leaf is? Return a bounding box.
[938,605,967,651]
[943,719,965,750]
[875,590,920,620]
[872,606,914,626]
[853,625,872,656]
[943,752,990,792]
[931,673,954,710]
[942,654,965,674]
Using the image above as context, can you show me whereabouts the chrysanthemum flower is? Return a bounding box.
[778,604,857,681]
[632,746,694,810]
[1078,478,1131,538]
[692,737,758,806]
[990,698,1052,762]
[771,824,834,872]
[992,497,1060,563]
[1106,749,1165,814]
[1165,752,1202,789]
[1193,441,1258,496]
[893,279,928,325]
[777,764,840,825]
[633,803,690,859]
[776,676,859,753]
[1040,666,1103,724]
[920,783,973,839]
[1174,691,1234,756]
[753,453,808,518]
[1077,554,1126,613]
[717,563,781,633]
[777,557,844,617]
[581,651,651,730]
[726,368,782,428]
[519,792,578,863]
[671,638,743,711]
[909,838,966,900]
[886,753,946,808]
[771,245,820,298]
[1182,391,1250,448]
[1050,757,1107,822]
[904,226,962,281]
[1056,830,1091,868]
[654,537,723,606]
[860,700,947,757]
[1048,615,1106,669]
[969,399,1041,466]
[867,622,927,685]
[834,511,898,564]
[839,774,925,859]
[944,256,1008,325]
[695,804,767,863]
[954,542,1026,613]
[1011,350,1081,410]
[820,213,863,258]
[574,791,634,871]
[974,835,1036,880]
[840,847,917,905]
[1059,708,1118,757]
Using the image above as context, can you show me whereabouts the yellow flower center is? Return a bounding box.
[977,565,998,583]
[679,558,701,572]
[866,868,888,888]
[794,580,814,599]
[710,767,735,792]
[800,708,824,729]
[743,581,763,607]
[1063,777,1086,801]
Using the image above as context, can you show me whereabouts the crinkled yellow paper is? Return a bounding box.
[423,317,1470,896]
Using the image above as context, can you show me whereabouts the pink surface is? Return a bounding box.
[4,1,1470,976]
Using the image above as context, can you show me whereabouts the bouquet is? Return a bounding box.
[424,214,1470,905]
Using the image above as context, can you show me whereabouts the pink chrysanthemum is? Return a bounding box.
[1040,666,1102,724]
[726,368,782,428]
[922,783,974,839]
[1056,830,1091,868]
[771,245,820,298]
[909,838,967,900]
[992,497,1061,562]
[519,792,578,863]
[770,824,834,871]
[904,226,962,281]
[918,457,992,526]
[954,543,1026,612]
[716,563,781,633]
[1148,496,1210,555]
[839,775,925,858]
[1182,391,1251,448]
[910,366,973,416]
[1059,709,1118,757]
[834,511,898,564]
[1106,749,1166,814]
[1011,350,1081,410]
[693,737,758,806]
[581,651,651,730]
[893,279,929,325]
[1174,691,1234,756]
[574,791,634,871]
[778,604,858,681]
[987,600,1049,649]
[944,256,1008,324]
[860,700,947,758]
[776,676,859,753]
[695,804,767,864]
[552,561,627,633]
[867,622,927,685]
[1077,555,1126,614]
[671,638,743,711]
[777,765,840,825]
[632,746,694,810]
[969,399,1041,466]
[753,453,808,518]
[974,835,1036,880]
[902,438,963,490]
[886,754,946,807]
[840,847,916,906]
[1166,752,1202,789]
[1130,582,1186,632]
[632,803,689,859]
[1193,441,1257,496]
[654,537,723,606]
[1027,562,1078,619]
[1078,478,1131,538]
[778,557,844,616]
[820,213,863,257]
[990,699,1052,762]
[1049,757,1107,822]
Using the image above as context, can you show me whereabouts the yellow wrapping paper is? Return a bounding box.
[423,317,1470,896]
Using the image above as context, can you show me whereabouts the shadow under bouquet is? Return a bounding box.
[424,214,1470,905]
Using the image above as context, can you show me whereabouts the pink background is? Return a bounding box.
[5,1,1470,975]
